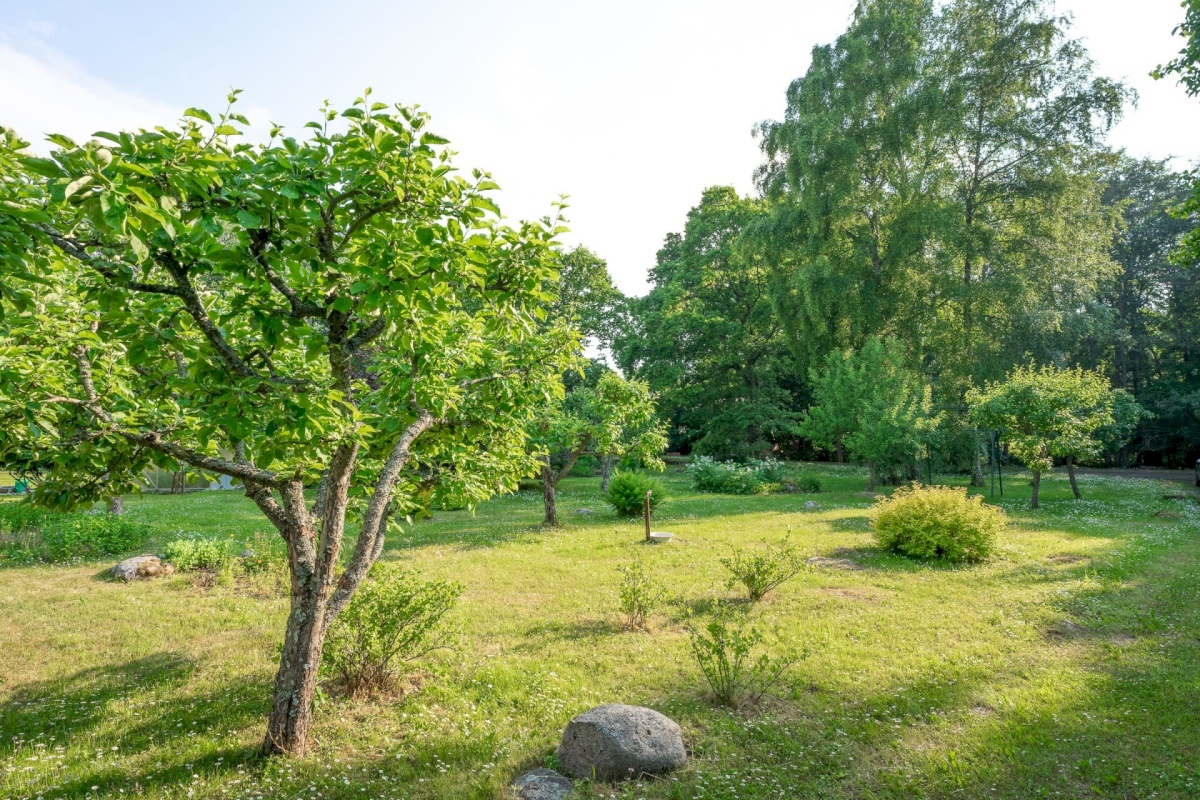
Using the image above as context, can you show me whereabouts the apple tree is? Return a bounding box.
[0,92,573,756]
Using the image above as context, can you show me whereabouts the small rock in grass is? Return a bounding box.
[1154,510,1182,519]
[574,508,596,516]
[511,768,573,799]
[1163,493,1188,501]
[804,500,820,510]
[111,555,174,582]
[558,703,687,781]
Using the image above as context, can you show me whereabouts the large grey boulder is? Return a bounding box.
[558,703,686,781]
[511,768,573,799]
[111,555,174,582]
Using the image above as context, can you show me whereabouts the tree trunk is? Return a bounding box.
[866,463,877,491]
[601,454,615,492]
[1031,470,1041,510]
[108,495,123,515]
[541,456,558,526]
[971,433,985,487]
[835,442,845,464]
[1066,455,1081,500]
[262,584,327,757]
[261,482,331,758]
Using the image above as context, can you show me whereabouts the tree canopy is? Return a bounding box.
[613,186,800,459]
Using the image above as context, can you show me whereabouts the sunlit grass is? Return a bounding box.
[2,466,1198,798]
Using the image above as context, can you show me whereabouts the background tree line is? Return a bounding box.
[601,0,1199,472]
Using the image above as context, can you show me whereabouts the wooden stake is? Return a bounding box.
[644,490,652,541]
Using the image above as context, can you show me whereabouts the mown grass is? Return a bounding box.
[2,466,1199,799]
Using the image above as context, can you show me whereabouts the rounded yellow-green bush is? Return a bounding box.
[870,484,1006,563]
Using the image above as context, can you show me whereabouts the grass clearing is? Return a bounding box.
[2,466,1199,798]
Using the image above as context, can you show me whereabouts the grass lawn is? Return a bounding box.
[2,466,1199,799]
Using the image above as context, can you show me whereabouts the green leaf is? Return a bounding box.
[213,124,240,136]
[416,228,435,246]
[342,108,365,119]
[64,175,93,199]
[331,295,354,314]
[420,132,451,145]
[129,234,149,263]
[183,107,213,123]
[46,133,78,150]
[236,209,262,228]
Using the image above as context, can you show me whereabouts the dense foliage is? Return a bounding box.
[607,0,1198,471]
[870,483,1007,562]
[689,457,781,495]
[0,502,150,562]
[163,536,234,572]
[613,187,800,458]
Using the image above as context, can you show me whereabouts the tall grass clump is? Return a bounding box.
[870,483,1007,563]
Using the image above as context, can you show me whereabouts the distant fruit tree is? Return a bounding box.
[0,91,574,757]
[968,365,1142,508]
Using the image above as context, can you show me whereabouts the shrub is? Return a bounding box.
[163,537,233,572]
[791,473,822,494]
[604,471,667,517]
[689,615,800,707]
[617,556,668,629]
[689,457,789,495]
[690,457,764,494]
[0,502,150,562]
[720,535,806,602]
[323,563,462,699]
[0,501,51,534]
[870,483,1006,563]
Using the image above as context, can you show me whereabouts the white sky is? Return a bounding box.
[2,1,1197,296]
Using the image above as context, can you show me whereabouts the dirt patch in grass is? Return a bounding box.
[1046,553,1089,565]
[817,586,886,603]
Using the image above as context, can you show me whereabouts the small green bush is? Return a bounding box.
[689,614,800,707]
[0,502,150,562]
[870,483,1006,563]
[791,473,822,494]
[323,563,462,699]
[163,537,233,572]
[720,534,806,602]
[604,471,667,517]
[617,556,668,629]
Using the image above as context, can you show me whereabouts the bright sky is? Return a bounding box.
[2,1,1198,295]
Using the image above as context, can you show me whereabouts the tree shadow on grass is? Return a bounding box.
[0,654,273,799]
[0,652,195,749]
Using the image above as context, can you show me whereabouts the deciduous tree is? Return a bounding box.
[0,93,573,756]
